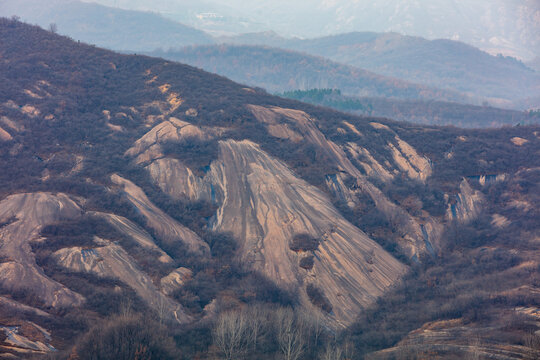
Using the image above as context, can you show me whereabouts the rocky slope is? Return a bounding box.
[0,19,539,358]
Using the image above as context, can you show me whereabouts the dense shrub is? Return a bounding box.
[70,316,179,360]
[289,234,320,252]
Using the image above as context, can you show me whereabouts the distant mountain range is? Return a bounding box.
[220,32,540,110]
[0,0,213,51]
[152,45,473,103]
[85,0,540,60]
[2,0,537,113]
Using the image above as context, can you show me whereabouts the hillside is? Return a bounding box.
[222,32,540,110]
[152,45,474,104]
[0,0,214,52]
[277,89,540,128]
[0,19,539,359]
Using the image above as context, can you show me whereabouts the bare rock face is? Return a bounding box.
[160,267,193,295]
[0,322,55,355]
[446,179,484,223]
[0,193,84,308]
[368,318,540,360]
[148,139,407,325]
[125,117,224,164]
[249,105,441,260]
[53,242,192,324]
[0,296,51,318]
[89,211,173,264]
[0,192,193,323]
[388,135,432,182]
[147,158,214,203]
[346,142,395,182]
[110,174,210,256]
[0,126,12,141]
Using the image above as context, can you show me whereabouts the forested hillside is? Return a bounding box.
[152,45,474,103]
[222,32,540,109]
[278,89,540,127]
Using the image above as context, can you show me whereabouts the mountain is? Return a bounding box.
[87,0,540,60]
[5,0,536,111]
[222,32,540,110]
[0,0,214,52]
[152,44,475,104]
[277,89,540,128]
[1,19,539,359]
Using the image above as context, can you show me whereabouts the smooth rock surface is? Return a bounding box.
[0,193,84,308]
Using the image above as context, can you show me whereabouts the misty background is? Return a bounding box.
[1,0,538,60]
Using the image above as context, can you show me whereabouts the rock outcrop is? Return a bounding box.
[249,105,441,260]
[161,267,193,296]
[0,193,85,308]
[147,138,407,325]
[0,192,193,323]
[0,322,55,355]
[110,174,210,256]
[388,135,432,182]
[125,117,223,164]
[446,179,484,223]
[367,318,540,360]
[53,240,192,323]
[90,211,173,264]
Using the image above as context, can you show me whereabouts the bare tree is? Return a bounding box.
[213,310,252,360]
[119,296,133,319]
[524,332,540,359]
[156,296,168,325]
[341,340,355,360]
[319,342,343,360]
[48,23,57,33]
[300,308,326,351]
[275,307,306,360]
[246,304,268,351]
[466,336,481,360]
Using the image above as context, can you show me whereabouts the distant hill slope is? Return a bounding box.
[277,89,540,128]
[86,0,540,61]
[152,44,474,104]
[0,0,214,51]
[1,18,539,359]
[222,32,540,110]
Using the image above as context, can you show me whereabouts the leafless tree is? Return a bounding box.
[213,310,252,360]
[48,23,57,33]
[275,307,306,360]
[319,342,343,360]
[524,332,540,359]
[300,308,325,351]
[466,335,481,360]
[156,296,168,325]
[246,304,268,351]
[119,296,133,319]
[341,340,355,360]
